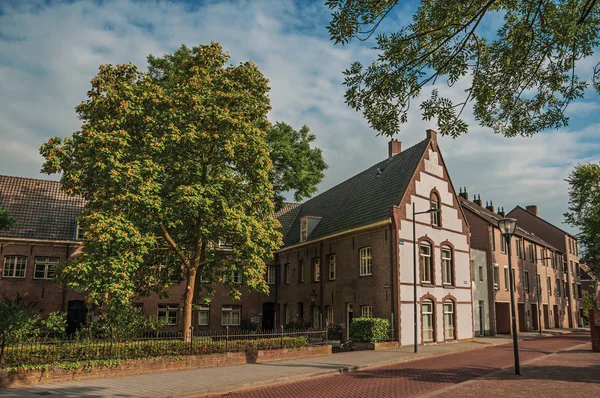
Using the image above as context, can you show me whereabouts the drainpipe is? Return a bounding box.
[319,241,324,329]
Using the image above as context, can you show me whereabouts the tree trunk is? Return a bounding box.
[182,268,197,342]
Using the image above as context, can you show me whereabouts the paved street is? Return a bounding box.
[213,333,593,398]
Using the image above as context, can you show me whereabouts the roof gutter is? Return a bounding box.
[276,218,392,253]
[0,237,82,245]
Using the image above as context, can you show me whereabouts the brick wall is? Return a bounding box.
[589,309,600,352]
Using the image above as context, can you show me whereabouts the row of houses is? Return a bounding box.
[0,129,583,343]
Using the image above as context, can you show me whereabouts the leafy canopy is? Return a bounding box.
[0,206,15,230]
[327,0,600,138]
[565,162,600,262]
[40,43,283,335]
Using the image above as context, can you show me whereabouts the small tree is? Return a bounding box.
[0,295,41,343]
[0,206,15,230]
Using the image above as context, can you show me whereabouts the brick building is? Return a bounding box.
[460,193,580,335]
[274,130,473,345]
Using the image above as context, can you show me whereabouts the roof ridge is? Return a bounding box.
[508,205,577,239]
[0,174,61,184]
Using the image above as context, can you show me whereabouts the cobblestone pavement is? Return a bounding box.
[213,333,591,398]
[426,342,600,398]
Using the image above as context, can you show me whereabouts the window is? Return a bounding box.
[75,221,86,240]
[198,305,210,326]
[313,307,322,329]
[537,274,541,295]
[556,278,561,296]
[515,238,522,259]
[564,281,568,298]
[420,243,432,283]
[444,301,455,339]
[284,304,290,325]
[300,217,308,242]
[511,268,516,292]
[442,246,453,285]
[221,305,241,326]
[361,305,373,318]
[297,302,304,319]
[224,270,242,284]
[493,265,500,289]
[422,300,434,342]
[570,260,574,275]
[313,258,320,282]
[199,267,210,283]
[33,257,59,280]
[524,271,529,293]
[217,239,233,251]
[2,256,27,278]
[572,283,576,299]
[479,266,483,281]
[327,306,333,324]
[157,304,178,326]
[547,277,552,296]
[504,267,509,291]
[266,265,276,285]
[284,264,290,284]
[500,234,506,253]
[491,229,496,251]
[551,252,556,268]
[328,254,336,280]
[299,260,304,283]
[430,193,440,227]
[359,247,372,276]
[529,244,534,261]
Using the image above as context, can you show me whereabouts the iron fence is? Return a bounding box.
[0,327,327,369]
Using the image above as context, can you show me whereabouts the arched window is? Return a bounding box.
[419,242,432,283]
[430,192,440,226]
[422,299,434,342]
[444,300,455,339]
[441,246,453,285]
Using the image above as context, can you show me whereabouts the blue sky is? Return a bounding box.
[1,0,598,235]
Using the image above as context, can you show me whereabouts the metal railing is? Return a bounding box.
[0,326,327,369]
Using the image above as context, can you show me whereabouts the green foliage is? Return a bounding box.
[349,318,389,343]
[1,337,309,369]
[0,295,41,343]
[564,162,600,263]
[268,122,327,211]
[326,0,600,138]
[82,305,146,340]
[0,205,15,230]
[327,323,343,340]
[240,318,258,332]
[41,312,67,340]
[582,290,598,325]
[40,42,283,336]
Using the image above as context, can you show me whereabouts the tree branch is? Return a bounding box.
[159,222,190,267]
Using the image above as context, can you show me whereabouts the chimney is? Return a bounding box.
[498,207,506,217]
[458,187,469,200]
[426,129,437,142]
[388,139,402,158]
[486,200,495,213]
[526,205,539,216]
[473,194,482,207]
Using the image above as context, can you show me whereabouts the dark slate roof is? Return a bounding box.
[459,197,559,252]
[508,205,578,240]
[273,202,301,235]
[0,175,85,241]
[283,138,430,246]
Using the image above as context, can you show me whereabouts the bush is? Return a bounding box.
[327,323,343,340]
[349,318,389,343]
[284,318,312,331]
[0,295,42,343]
[240,319,258,332]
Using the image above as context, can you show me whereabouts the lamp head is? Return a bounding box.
[498,218,517,237]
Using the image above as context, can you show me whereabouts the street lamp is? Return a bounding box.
[498,218,520,375]
[413,203,440,354]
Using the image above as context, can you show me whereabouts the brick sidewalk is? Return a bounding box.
[427,342,600,398]
[218,333,591,398]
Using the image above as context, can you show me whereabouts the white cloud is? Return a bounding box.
[0,0,598,235]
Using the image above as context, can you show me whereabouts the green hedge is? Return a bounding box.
[349,318,389,343]
[0,336,310,369]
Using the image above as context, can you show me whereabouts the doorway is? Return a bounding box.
[262,302,275,331]
[346,303,354,340]
[543,304,550,329]
[478,301,484,336]
[66,300,87,335]
[531,304,539,331]
[518,303,526,332]
[553,305,560,328]
[495,302,511,334]
[568,308,573,328]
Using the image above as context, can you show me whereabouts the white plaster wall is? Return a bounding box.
[424,149,443,177]
[458,303,474,339]
[400,302,473,345]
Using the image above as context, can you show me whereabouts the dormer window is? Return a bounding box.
[300,217,308,242]
[74,221,86,240]
[217,239,233,251]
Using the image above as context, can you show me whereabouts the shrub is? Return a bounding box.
[240,318,258,332]
[327,323,343,340]
[0,294,42,343]
[284,318,312,331]
[349,318,389,343]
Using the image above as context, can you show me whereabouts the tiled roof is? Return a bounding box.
[273,202,301,235]
[0,175,85,241]
[283,138,430,246]
[459,197,559,252]
[507,205,578,240]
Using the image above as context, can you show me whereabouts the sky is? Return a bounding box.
[1,0,598,236]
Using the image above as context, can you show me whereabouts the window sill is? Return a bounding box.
[442,284,455,289]
[431,225,442,230]
[360,274,373,277]
[421,282,434,287]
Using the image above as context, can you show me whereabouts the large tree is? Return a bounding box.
[327,0,600,138]
[0,206,15,230]
[565,162,600,263]
[41,43,289,338]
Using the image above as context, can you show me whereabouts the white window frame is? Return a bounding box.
[157,304,178,326]
[524,270,529,292]
[327,306,333,324]
[430,194,440,227]
[504,267,509,291]
[312,306,322,329]
[493,265,500,289]
[313,258,320,282]
[284,264,290,284]
[266,265,276,285]
[221,305,241,326]
[359,247,372,276]
[361,305,373,318]
[2,256,27,278]
[198,305,210,326]
[500,234,506,253]
[300,217,308,242]
[75,221,87,240]
[328,254,336,280]
[299,260,304,283]
[422,300,434,342]
[33,257,59,280]
[444,301,455,339]
[547,276,552,296]
[284,304,290,325]
[442,247,453,285]
[419,243,432,283]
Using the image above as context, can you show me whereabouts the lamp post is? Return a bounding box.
[413,203,440,354]
[498,218,520,375]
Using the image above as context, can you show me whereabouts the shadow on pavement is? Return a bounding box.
[0,385,116,398]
